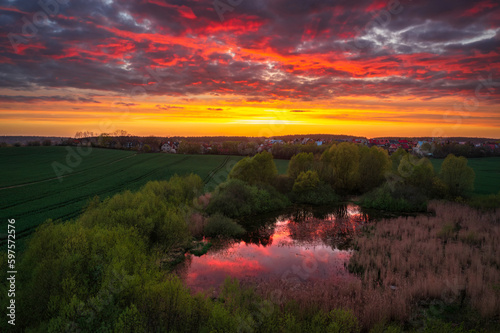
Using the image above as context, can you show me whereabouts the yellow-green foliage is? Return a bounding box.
[288,152,314,179]
[229,151,277,185]
[79,174,203,249]
[440,154,475,197]
[293,170,320,192]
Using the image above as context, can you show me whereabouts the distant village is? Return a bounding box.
[2,133,499,159]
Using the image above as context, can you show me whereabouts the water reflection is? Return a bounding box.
[175,204,370,292]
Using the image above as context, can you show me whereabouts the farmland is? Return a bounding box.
[0,147,248,244]
[430,157,500,195]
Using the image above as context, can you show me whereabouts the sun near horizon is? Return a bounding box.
[1,0,499,138]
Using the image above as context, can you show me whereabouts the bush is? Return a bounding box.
[467,192,500,210]
[207,179,289,218]
[78,175,203,249]
[291,170,340,205]
[204,213,245,238]
[293,170,320,192]
[273,174,294,194]
[292,183,340,205]
[361,183,427,212]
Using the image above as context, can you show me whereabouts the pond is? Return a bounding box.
[174,204,372,292]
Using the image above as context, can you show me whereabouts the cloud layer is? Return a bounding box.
[0,0,499,136]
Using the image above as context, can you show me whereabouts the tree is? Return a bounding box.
[358,146,391,192]
[391,148,407,171]
[229,151,277,185]
[293,170,320,192]
[287,152,314,179]
[397,155,435,194]
[325,143,360,194]
[440,154,475,197]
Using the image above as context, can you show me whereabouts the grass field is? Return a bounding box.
[430,157,500,195]
[0,147,291,246]
[0,147,246,244]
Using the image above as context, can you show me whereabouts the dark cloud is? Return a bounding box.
[156,104,184,110]
[0,0,498,103]
[0,94,101,103]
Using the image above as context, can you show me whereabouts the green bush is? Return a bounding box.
[361,183,427,212]
[204,213,245,238]
[292,183,340,205]
[78,174,203,249]
[467,192,500,210]
[293,170,320,192]
[207,179,289,218]
[273,174,294,194]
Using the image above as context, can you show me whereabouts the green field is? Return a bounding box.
[0,147,292,245]
[430,157,500,195]
[0,147,246,242]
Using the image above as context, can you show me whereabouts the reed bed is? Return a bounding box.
[254,202,500,329]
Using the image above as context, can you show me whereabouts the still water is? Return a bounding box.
[175,204,371,292]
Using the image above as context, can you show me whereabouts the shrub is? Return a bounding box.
[78,175,204,249]
[204,213,245,238]
[360,183,427,212]
[207,179,289,218]
[467,192,500,210]
[273,174,294,194]
[292,183,340,205]
[293,170,320,192]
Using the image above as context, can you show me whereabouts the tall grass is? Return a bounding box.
[255,202,500,329]
[349,201,500,320]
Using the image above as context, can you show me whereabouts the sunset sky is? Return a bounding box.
[1,0,499,138]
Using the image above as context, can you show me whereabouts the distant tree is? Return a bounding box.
[440,154,475,197]
[358,146,391,192]
[42,139,52,146]
[420,142,432,154]
[287,152,314,179]
[222,141,240,155]
[97,133,111,147]
[113,129,129,137]
[178,141,201,154]
[141,144,151,153]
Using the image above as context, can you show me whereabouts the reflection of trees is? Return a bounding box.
[241,223,276,247]
[285,204,370,250]
[238,213,279,247]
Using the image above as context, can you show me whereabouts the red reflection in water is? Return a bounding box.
[174,204,368,292]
